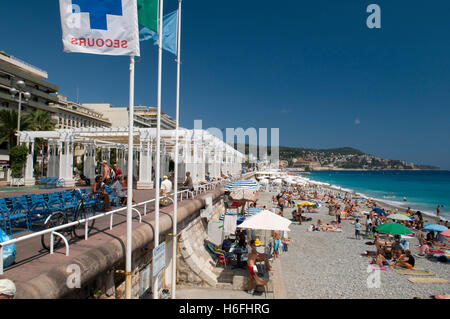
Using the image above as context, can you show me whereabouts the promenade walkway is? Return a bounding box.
[0,184,217,294]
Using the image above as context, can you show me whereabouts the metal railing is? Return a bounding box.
[0,176,244,274]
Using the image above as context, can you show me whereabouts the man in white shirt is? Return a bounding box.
[161,175,172,195]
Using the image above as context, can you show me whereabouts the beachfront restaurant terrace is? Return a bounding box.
[16,127,245,189]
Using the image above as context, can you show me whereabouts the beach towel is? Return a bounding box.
[370,264,387,271]
[434,294,450,299]
[407,277,449,284]
[223,214,237,236]
[395,269,434,276]
[415,248,444,254]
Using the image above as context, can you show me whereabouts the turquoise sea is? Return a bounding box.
[303,170,450,221]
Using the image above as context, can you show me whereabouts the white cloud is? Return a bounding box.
[354,118,361,125]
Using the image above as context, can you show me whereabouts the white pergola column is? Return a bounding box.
[47,141,59,178]
[101,147,110,164]
[59,139,75,187]
[24,140,35,186]
[117,147,126,175]
[177,144,186,184]
[189,137,198,185]
[83,142,96,183]
[137,139,153,189]
[122,148,129,176]
[197,141,205,182]
[133,148,139,181]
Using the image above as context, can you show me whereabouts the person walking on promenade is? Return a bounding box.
[101,160,111,181]
[112,163,122,180]
[355,219,361,240]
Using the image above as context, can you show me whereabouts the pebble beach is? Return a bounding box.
[256,190,450,299]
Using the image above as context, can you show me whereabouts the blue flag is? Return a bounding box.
[139,10,177,55]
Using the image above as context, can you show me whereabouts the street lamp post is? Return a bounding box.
[10,80,31,145]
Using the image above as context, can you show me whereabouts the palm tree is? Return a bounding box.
[25,110,55,131]
[0,109,32,147]
[24,110,55,176]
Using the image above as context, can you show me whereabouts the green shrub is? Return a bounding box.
[9,145,28,178]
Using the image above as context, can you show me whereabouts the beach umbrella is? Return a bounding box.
[245,207,262,213]
[441,229,450,237]
[373,207,386,216]
[272,179,282,185]
[387,214,412,221]
[259,178,269,185]
[423,224,448,233]
[375,223,413,235]
[237,210,292,231]
[229,189,257,201]
[224,180,259,191]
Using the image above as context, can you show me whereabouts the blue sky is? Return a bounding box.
[1,1,449,169]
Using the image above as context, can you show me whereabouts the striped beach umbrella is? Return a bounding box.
[387,214,411,221]
[224,180,259,191]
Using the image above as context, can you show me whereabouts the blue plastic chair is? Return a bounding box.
[56,178,65,188]
[8,196,31,234]
[46,177,58,188]
[29,194,50,225]
[60,191,78,214]
[0,198,9,233]
[73,189,97,211]
[46,192,64,213]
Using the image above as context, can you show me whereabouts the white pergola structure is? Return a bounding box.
[18,127,245,189]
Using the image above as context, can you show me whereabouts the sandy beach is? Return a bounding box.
[255,189,449,299]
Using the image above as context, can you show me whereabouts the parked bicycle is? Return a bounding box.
[41,189,97,251]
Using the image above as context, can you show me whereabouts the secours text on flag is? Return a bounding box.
[59,0,140,56]
[139,10,178,55]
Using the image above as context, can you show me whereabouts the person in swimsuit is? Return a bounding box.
[390,250,415,269]
[246,240,273,294]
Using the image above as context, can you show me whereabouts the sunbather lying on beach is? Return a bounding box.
[390,250,415,269]
[372,251,388,267]
[320,224,342,232]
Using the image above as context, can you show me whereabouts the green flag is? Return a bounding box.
[137,0,158,32]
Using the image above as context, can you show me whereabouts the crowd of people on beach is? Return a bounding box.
[266,179,449,272]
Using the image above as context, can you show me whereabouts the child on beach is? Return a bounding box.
[355,219,361,239]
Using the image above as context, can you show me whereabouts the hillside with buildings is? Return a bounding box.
[236,144,439,170]
[280,146,440,170]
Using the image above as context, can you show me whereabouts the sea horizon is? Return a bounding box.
[288,169,450,221]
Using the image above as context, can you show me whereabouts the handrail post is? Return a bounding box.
[0,245,3,274]
[50,231,54,254]
[85,219,89,240]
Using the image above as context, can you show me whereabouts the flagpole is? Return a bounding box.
[171,0,182,300]
[153,0,164,300]
[125,55,135,299]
